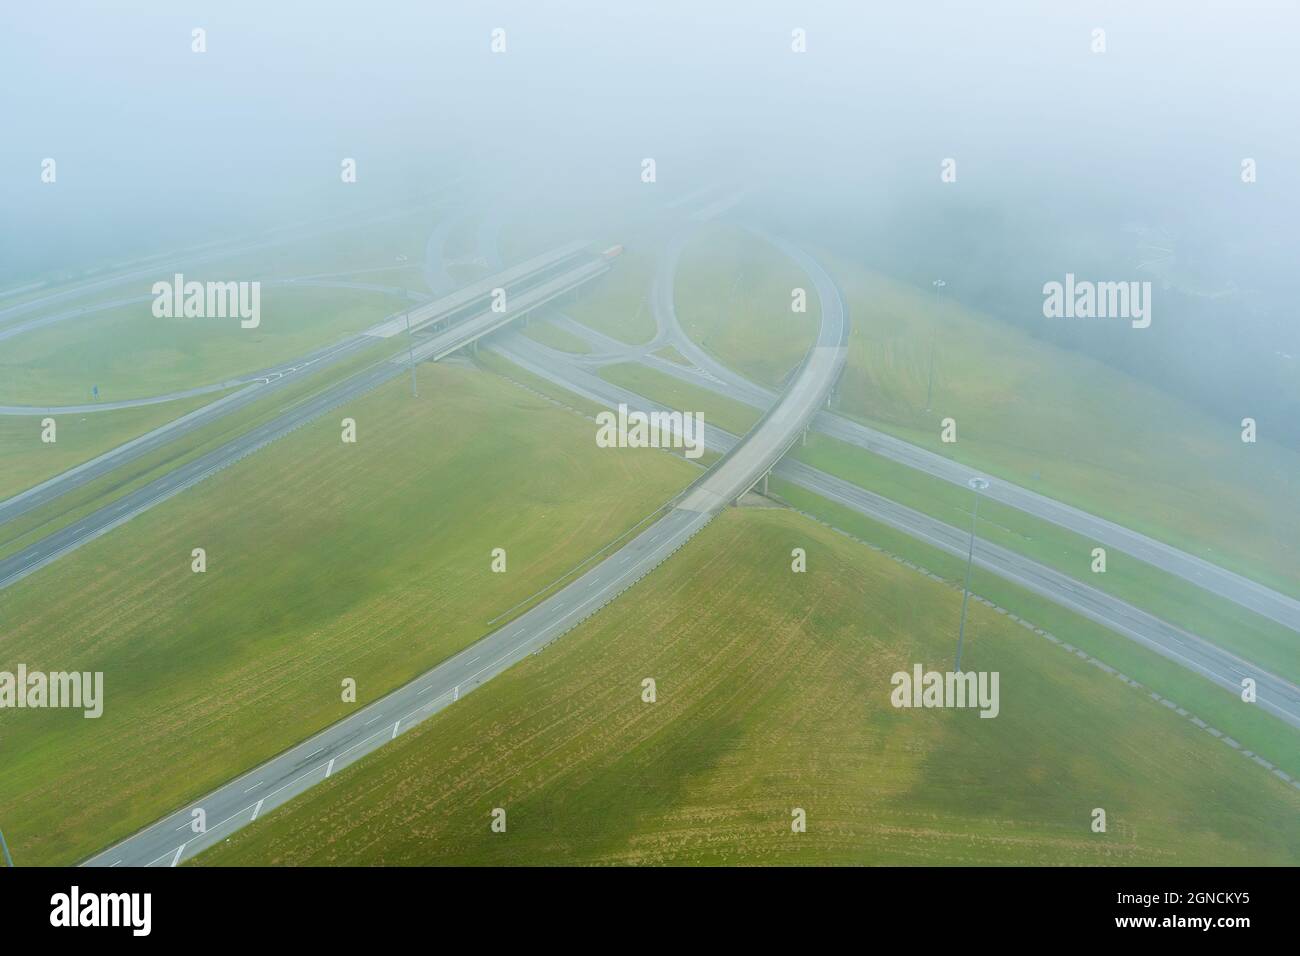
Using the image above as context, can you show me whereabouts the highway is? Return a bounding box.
[0,198,452,335]
[403,255,611,364]
[474,217,1300,717]
[364,240,591,338]
[0,358,405,593]
[523,225,1300,635]
[778,459,1300,731]
[81,236,848,867]
[6,207,1290,865]
[0,276,427,415]
[484,333,1300,733]
[0,252,613,592]
[0,245,605,527]
[0,334,379,525]
[82,508,714,867]
[0,276,428,353]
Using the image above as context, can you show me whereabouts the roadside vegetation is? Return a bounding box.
[0,391,226,500]
[521,317,594,355]
[0,363,697,865]
[0,339,400,562]
[196,508,1299,866]
[598,362,760,438]
[675,224,820,388]
[819,254,1300,599]
[1,286,405,405]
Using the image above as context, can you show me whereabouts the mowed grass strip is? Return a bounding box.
[822,256,1300,599]
[0,363,697,866]
[0,207,437,327]
[0,338,401,562]
[598,363,761,439]
[0,391,226,501]
[511,344,1297,753]
[774,480,1300,779]
[520,318,594,355]
[563,246,657,346]
[676,224,820,389]
[196,508,1299,866]
[497,207,660,347]
[795,433,1300,685]
[561,344,1296,747]
[0,286,403,405]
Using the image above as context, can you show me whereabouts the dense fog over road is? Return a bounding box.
[3,0,1296,442]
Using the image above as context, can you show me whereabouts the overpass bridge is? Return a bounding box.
[81,239,848,867]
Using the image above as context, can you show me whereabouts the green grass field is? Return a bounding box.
[563,247,658,345]
[0,340,401,562]
[521,318,594,354]
[0,208,439,334]
[0,286,404,405]
[514,356,1300,764]
[0,392,227,501]
[0,363,698,866]
[676,225,820,388]
[820,255,1300,599]
[497,207,662,346]
[653,345,689,365]
[775,480,1300,779]
[598,363,760,439]
[798,434,1300,685]
[195,507,1299,866]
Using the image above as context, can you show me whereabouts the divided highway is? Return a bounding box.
[9,209,1293,866]
[0,250,613,592]
[0,334,378,526]
[0,199,450,336]
[475,218,1300,730]
[485,333,1300,733]
[82,249,848,867]
[525,226,1300,636]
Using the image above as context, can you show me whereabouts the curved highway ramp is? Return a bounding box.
[81,265,848,867]
[0,249,613,592]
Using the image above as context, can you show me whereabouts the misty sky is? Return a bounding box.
[2,1,1297,434]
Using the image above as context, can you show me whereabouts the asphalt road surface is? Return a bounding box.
[0,243,603,526]
[404,257,611,364]
[0,277,426,416]
[0,334,378,526]
[487,333,1300,733]
[0,200,448,334]
[0,358,406,594]
[0,255,612,592]
[479,220,1300,724]
[81,244,848,867]
[552,226,1300,636]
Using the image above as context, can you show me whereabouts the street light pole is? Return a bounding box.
[925,279,945,412]
[406,309,418,398]
[955,476,989,672]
